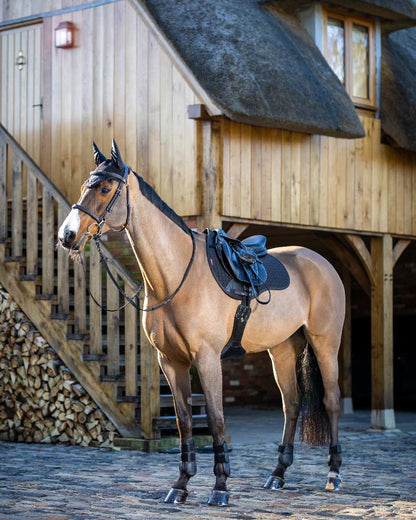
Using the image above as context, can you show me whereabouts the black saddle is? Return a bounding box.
[206,229,290,302]
[205,229,290,360]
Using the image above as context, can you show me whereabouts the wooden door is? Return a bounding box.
[0,23,42,164]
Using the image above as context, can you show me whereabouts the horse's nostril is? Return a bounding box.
[63,230,76,244]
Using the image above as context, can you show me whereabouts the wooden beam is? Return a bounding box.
[317,235,370,296]
[197,119,222,230]
[227,223,249,239]
[187,104,211,121]
[392,239,411,266]
[370,235,395,429]
[346,234,376,286]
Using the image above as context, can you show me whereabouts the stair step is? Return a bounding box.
[67,333,87,341]
[84,353,104,361]
[159,394,206,407]
[20,274,37,281]
[5,255,22,262]
[154,414,208,430]
[50,313,70,320]
[100,374,120,382]
[117,395,139,403]
[35,293,53,301]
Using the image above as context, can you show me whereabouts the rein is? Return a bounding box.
[75,168,196,313]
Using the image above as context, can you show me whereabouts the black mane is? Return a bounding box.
[86,160,191,236]
[132,171,192,237]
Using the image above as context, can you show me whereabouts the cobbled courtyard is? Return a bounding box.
[0,409,415,520]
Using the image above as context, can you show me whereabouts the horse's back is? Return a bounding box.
[267,245,345,338]
[267,245,342,287]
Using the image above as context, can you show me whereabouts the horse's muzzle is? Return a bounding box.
[58,229,77,249]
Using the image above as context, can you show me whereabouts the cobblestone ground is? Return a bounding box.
[0,411,415,520]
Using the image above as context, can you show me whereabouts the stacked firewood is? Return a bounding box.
[0,286,119,447]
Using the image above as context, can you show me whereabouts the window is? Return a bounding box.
[324,11,376,108]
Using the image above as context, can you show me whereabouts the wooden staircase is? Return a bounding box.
[0,123,207,440]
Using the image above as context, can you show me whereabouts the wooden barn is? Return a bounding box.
[1,0,415,444]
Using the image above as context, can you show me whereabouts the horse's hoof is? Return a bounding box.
[164,488,188,504]
[325,472,342,491]
[207,489,230,507]
[263,475,285,490]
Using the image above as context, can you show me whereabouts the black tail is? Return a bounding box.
[296,344,330,446]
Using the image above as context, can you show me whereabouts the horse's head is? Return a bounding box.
[58,139,130,251]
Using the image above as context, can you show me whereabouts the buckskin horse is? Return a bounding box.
[58,140,345,506]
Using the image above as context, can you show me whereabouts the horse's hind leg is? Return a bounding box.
[264,330,305,490]
[194,347,230,507]
[307,331,343,491]
[158,354,196,504]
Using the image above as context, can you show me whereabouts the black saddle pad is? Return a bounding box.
[206,230,290,301]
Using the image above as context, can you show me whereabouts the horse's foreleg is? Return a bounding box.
[308,333,343,491]
[195,348,230,507]
[264,333,304,490]
[158,354,195,504]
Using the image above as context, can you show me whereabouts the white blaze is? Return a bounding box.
[58,209,81,241]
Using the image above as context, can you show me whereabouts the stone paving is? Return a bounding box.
[0,409,415,520]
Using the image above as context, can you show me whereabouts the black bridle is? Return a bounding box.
[74,166,196,313]
[73,163,131,237]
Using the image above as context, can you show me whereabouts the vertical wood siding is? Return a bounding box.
[44,0,200,213]
[222,116,416,236]
[0,24,42,165]
[2,0,201,214]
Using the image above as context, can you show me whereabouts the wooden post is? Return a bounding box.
[88,244,102,379]
[0,141,8,249]
[26,170,38,275]
[140,294,160,439]
[370,235,395,429]
[57,205,69,314]
[197,119,222,230]
[339,267,353,414]
[124,281,138,399]
[42,190,54,296]
[74,254,86,334]
[12,152,23,258]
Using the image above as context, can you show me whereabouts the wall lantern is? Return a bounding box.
[54,21,75,49]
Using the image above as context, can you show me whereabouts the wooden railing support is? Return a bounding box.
[140,294,160,439]
[0,123,146,438]
[11,152,23,258]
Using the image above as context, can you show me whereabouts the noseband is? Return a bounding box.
[72,163,130,238]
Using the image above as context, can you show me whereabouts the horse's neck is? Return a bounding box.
[125,178,192,302]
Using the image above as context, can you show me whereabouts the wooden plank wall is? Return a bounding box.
[0,24,42,165]
[7,0,201,215]
[222,116,416,236]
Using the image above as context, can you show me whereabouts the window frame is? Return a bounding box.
[323,9,376,109]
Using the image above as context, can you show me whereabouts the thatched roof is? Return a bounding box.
[381,27,416,152]
[142,0,364,138]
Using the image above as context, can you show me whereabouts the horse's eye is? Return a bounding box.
[100,186,111,195]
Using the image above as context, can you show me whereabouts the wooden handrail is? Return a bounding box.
[0,122,145,433]
[0,123,139,287]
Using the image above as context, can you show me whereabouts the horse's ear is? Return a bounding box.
[92,142,106,166]
[111,139,123,169]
